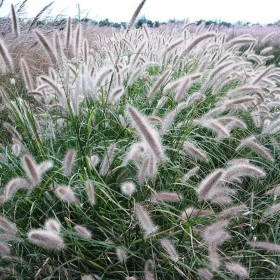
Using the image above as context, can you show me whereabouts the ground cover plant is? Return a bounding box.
[0,1,280,279]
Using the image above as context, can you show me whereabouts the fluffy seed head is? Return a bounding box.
[87,155,100,169]
[181,207,214,220]
[28,229,65,250]
[218,204,247,218]
[144,260,155,280]
[74,225,92,239]
[44,219,61,233]
[121,181,136,196]
[5,177,28,200]
[0,242,11,256]
[183,141,208,162]
[180,166,199,183]
[201,220,231,245]
[116,247,127,264]
[135,203,159,236]
[126,105,165,162]
[160,239,179,262]
[150,192,182,202]
[100,143,116,176]
[198,268,213,279]
[196,169,223,200]
[22,154,41,185]
[55,186,80,205]
[62,149,76,176]
[225,262,249,278]
[85,180,96,205]
[248,241,280,252]
[0,216,17,234]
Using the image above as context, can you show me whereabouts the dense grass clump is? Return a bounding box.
[0,3,280,279]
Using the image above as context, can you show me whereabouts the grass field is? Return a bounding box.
[0,1,280,279]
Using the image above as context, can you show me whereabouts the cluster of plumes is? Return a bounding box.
[1,3,280,279]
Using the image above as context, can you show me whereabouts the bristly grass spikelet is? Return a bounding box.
[74,225,92,239]
[85,180,96,205]
[183,142,208,162]
[126,105,165,162]
[55,185,80,205]
[218,204,247,218]
[180,166,199,183]
[0,39,14,72]
[100,143,116,176]
[135,203,159,236]
[27,229,65,250]
[144,260,155,280]
[196,169,223,200]
[0,242,11,256]
[21,154,41,185]
[197,268,213,279]
[44,219,61,233]
[160,239,179,262]
[248,241,280,252]
[127,0,146,32]
[150,192,182,202]
[225,262,249,278]
[35,30,57,67]
[11,4,20,37]
[116,247,127,264]
[121,181,136,196]
[181,207,214,220]
[62,149,76,176]
[0,216,17,234]
[5,177,28,200]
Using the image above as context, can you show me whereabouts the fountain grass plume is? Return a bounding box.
[218,204,247,218]
[0,39,14,72]
[0,216,17,234]
[121,181,136,196]
[0,242,11,256]
[74,225,92,239]
[150,192,182,202]
[85,180,96,205]
[197,268,213,279]
[20,59,33,92]
[44,219,61,233]
[116,247,127,264]
[127,0,147,32]
[248,241,280,252]
[160,239,179,262]
[5,177,28,200]
[236,137,274,163]
[208,242,220,271]
[126,105,165,162]
[22,154,41,185]
[148,70,171,102]
[35,30,57,67]
[222,163,266,183]
[135,203,159,236]
[181,207,214,220]
[196,169,223,200]
[100,143,116,176]
[11,4,20,37]
[183,141,208,162]
[62,149,76,176]
[55,185,80,205]
[144,260,155,280]
[28,229,65,250]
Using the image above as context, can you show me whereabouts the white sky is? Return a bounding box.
[0,0,280,24]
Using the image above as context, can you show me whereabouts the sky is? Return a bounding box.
[0,0,280,25]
